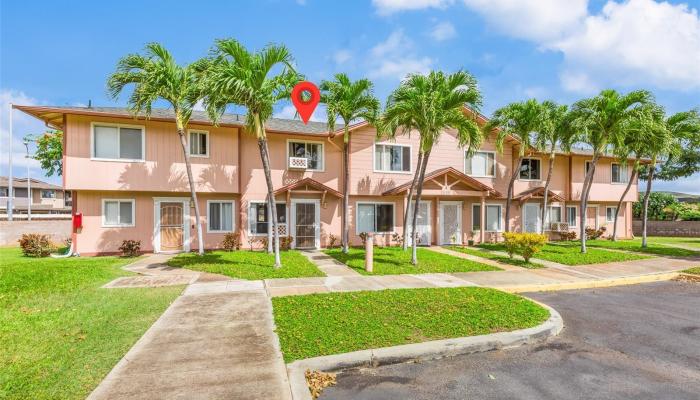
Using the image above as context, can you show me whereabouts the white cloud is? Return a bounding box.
[654,173,700,195]
[333,49,352,65]
[0,90,49,181]
[559,70,599,94]
[429,21,457,41]
[462,0,588,42]
[368,30,434,80]
[372,0,454,15]
[274,104,326,122]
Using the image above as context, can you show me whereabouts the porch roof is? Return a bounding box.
[382,167,501,197]
[513,186,565,203]
[273,178,343,198]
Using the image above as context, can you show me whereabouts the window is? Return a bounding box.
[472,204,481,231]
[356,203,394,233]
[93,124,144,161]
[567,206,577,227]
[606,206,617,222]
[546,206,563,223]
[102,199,135,227]
[189,130,209,157]
[611,163,628,183]
[465,151,496,177]
[208,201,234,232]
[519,158,541,180]
[249,202,287,235]
[288,141,323,170]
[0,188,7,197]
[375,144,410,172]
[485,205,502,232]
[41,190,56,199]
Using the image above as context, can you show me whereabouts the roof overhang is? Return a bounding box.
[513,187,565,204]
[383,167,501,197]
[273,178,343,198]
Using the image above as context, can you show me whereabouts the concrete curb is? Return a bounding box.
[286,299,563,400]
[502,271,681,293]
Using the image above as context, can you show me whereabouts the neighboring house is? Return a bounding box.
[0,177,72,217]
[15,105,639,255]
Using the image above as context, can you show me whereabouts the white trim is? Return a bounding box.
[518,157,542,181]
[373,142,412,174]
[484,203,503,233]
[291,199,321,249]
[464,150,497,178]
[247,200,288,237]
[355,201,396,234]
[187,129,210,158]
[407,199,432,246]
[606,206,617,223]
[544,205,563,231]
[471,203,482,232]
[610,162,629,184]
[439,201,463,245]
[521,203,541,233]
[153,198,191,253]
[286,139,325,172]
[206,199,236,233]
[90,122,146,162]
[101,198,136,227]
[566,206,578,228]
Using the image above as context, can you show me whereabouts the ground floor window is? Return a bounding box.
[606,206,617,222]
[248,202,286,235]
[208,201,235,232]
[472,204,481,231]
[546,206,563,223]
[102,199,135,227]
[357,203,394,233]
[485,205,502,232]
[567,206,577,227]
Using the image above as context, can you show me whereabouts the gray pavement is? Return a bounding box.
[322,280,700,400]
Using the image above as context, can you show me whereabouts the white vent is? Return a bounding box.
[289,157,308,169]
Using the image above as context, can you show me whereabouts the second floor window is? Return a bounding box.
[519,158,540,180]
[289,141,323,170]
[41,190,56,199]
[93,124,144,161]
[465,151,496,177]
[189,131,209,157]
[611,163,628,183]
[0,188,7,197]
[375,144,410,172]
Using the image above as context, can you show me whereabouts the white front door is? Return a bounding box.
[407,200,431,246]
[440,201,462,245]
[523,203,541,233]
[291,200,320,249]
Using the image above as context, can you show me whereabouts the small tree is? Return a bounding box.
[34,130,63,177]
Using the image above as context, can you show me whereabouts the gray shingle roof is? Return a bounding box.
[0,177,63,190]
[39,106,337,135]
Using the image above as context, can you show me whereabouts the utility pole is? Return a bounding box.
[8,103,14,221]
[23,138,32,221]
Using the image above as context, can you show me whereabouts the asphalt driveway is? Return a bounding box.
[322,280,700,400]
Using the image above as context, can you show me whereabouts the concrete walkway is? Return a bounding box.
[300,249,361,277]
[89,286,292,400]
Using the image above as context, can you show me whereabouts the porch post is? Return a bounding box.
[480,193,486,243]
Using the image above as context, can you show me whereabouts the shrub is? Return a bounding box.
[279,236,293,251]
[221,233,241,251]
[118,240,141,257]
[18,234,54,257]
[585,226,606,240]
[391,232,403,247]
[329,234,338,248]
[559,231,577,241]
[359,232,368,245]
[503,232,548,263]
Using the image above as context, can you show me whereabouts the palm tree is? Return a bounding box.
[107,43,205,255]
[384,71,483,265]
[320,74,380,254]
[640,109,698,247]
[536,101,573,234]
[568,89,653,253]
[199,39,300,268]
[485,99,543,233]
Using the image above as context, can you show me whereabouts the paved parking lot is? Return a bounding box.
[322,281,700,400]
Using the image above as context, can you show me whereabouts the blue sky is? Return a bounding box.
[1,0,699,193]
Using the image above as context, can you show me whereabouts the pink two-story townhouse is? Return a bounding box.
[16,105,640,255]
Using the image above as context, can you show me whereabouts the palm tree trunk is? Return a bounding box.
[540,150,556,234]
[177,127,204,255]
[266,193,273,253]
[254,114,281,268]
[402,151,424,250]
[341,127,350,253]
[505,156,522,233]
[579,153,599,253]
[611,160,638,241]
[411,149,432,265]
[641,164,655,248]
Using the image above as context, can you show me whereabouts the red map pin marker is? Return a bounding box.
[291,81,320,124]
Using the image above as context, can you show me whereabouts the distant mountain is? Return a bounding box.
[640,191,700,203]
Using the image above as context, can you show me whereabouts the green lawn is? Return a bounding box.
[272,287,549,362]
[586,238,700,258]
[323,246,500,275]
[167,250,324,280]
[0,248,182,400]
[478,241,650,266]
[445,246,543,269]
[682,267,700,275]
[645,236,700,250]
